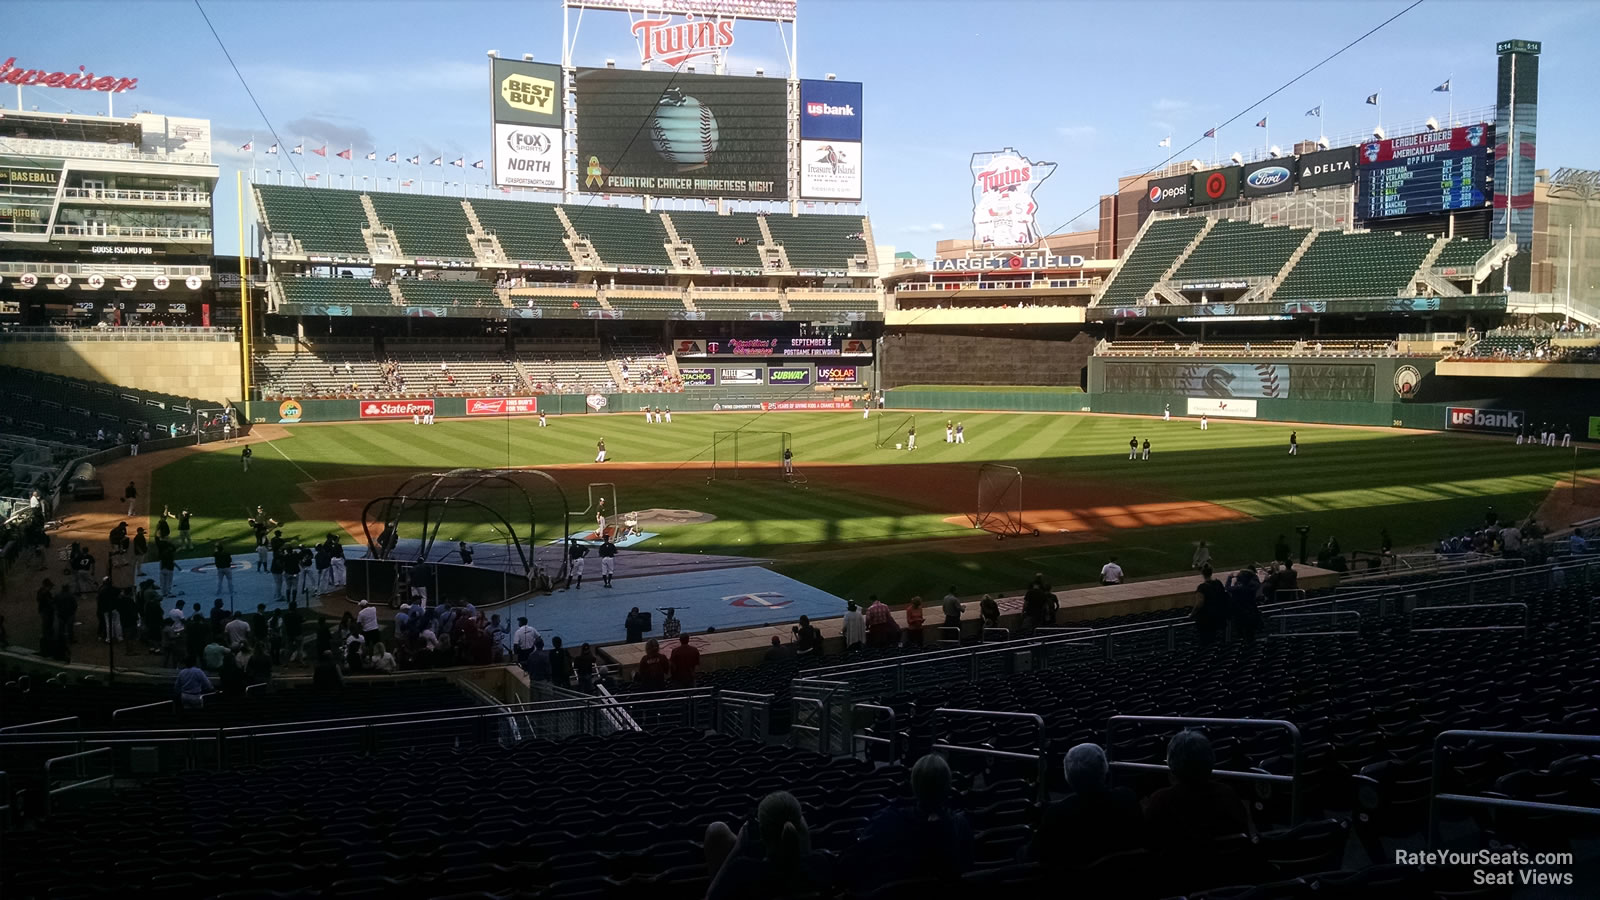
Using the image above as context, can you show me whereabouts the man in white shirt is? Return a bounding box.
[512,617,539,663]
[1100,557,1125,585]
[842,601,866,651]
[223,611,252,648]
[355,600,380,646]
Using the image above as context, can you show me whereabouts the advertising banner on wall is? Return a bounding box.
[800,139,862,200]
[1241,159,1295,197]
[970,148,1055,248]
[1358,123,1491,164]
[359,400,435,419]
[679,367,717,386]
[759,400,854,410]
[1147,173,1191,209]
[1186,397,1258,418]
[574,68,787,199]
[1446,406,1524,433]
[766,366,813,386]
[491,58,563,191]
[799,79,862,141]
[1191,166,1242,205]
[466,397,539,415]
[719,367,764,385]
[1295,146,1358,188]
[815,364,859,384]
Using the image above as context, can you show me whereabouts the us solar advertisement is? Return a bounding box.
[574,68,787,199]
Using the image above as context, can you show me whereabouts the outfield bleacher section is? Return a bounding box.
[394,279,502,308]
[764,213,867,272]
[664,210,765,271]
[470,196,572,266]
[563,205,671,269]
[0,365,223,442]
[1172,219,1308,282]
[1274,230,1435,302]
[1433,237,1492,271]
[366,192,476,260]
[278,277,395,309]
[255,185,371,257]
[603,288,689,315]
[1094,216,1207,307]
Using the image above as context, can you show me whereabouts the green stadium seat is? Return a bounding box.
[764,213,867,273]
[1095,216,1208,307]
[394,279,502,308]
[255,185,371,257]
[1172,219,1309,282]
[665,210,765,271]
[562,206,672,269]
[1274,230,1435,302]
[279,277,395,309]
[468,197,573,266]
[366,193,477,260]
[1433,238,1493,272]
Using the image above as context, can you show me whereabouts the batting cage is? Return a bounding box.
[874,412,916,449]
[970,463,1041,538]
[570,481,619,541]
[709,430,793,482]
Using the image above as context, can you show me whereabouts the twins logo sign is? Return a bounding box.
[727,592,791,609]
[970,148,1055,249]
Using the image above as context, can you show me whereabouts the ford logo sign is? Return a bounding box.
[1246,166,1291,189]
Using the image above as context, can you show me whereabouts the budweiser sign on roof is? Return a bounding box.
[632,15,735,68]
[0,57,138,93]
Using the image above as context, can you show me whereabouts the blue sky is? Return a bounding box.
[12,0,1599,256]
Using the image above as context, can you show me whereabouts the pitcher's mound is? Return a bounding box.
[634,508,717,525]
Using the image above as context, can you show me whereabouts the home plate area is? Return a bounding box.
[515,566,847,647]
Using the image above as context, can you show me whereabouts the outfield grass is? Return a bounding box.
[890,384,1084,393]
[150,410,1596,601]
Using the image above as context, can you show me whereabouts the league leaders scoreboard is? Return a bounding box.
[1357,124,1494,221]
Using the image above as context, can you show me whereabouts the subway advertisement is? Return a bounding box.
[574,68,787,199]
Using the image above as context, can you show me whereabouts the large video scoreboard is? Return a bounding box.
[1356,124,1493,220]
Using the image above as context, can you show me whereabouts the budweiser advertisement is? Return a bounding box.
[970,148,1055,249]
[1445,406,1523,434]
[466,397,538,416]
[360,400,435,419]
[574,68,786,199]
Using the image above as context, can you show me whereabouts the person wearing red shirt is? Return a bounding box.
[669,633,701,687]
[864,596,895,647]
[634,639,670,690]
[904,597,925,647]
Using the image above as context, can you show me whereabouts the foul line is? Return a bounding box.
[264,439,318,482]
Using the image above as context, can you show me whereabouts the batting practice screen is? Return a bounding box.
[574,68,787,199]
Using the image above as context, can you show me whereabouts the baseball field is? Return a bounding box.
[148,409,1596,600]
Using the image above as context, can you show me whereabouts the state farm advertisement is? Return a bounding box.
[466,397,538,416]
[360,400,435,419]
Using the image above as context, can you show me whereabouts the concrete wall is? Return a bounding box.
[880,328,1096,388]
[3,338,243,402]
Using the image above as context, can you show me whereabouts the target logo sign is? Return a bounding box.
[1205,172,1227,199]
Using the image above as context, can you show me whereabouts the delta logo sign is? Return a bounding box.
[359,400,435,419]
[631,15,735,68]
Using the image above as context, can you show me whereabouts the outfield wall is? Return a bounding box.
[246,387,873,424]
[1,335,244,402]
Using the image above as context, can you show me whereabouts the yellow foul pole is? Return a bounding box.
[237,170,253,423]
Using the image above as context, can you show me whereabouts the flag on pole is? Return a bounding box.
[401,179,414,187]
[471,160,485,170]
[266,143,279,154]
[291,143,304,155]
[1203,127,1216,138]
[386,153,397,163]
[336,148,352,160]
[1305,106,1321,117]
[306,173,319,182]
[311,145,327,157]
[407,155,420,165]
[239,140,253,151]
[365,151,377,161]
[451,157,465,168]
[1365,93,1380,105]
[1158,136,1171,148]
[431,157,443,166]
[1434,79,1451,93]
[1255,117,1267,128]
[500,186,511,193]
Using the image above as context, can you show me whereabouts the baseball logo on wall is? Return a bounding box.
[1393,364,1421,398]
[574,67,786,199]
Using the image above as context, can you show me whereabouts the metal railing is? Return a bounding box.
[1428,730,1600,849]
[932,708,1049,803]
[0,262,211,278]
[44,747,113,815]
[60,187,211,204]
[0,136,212,165]
[849,703,899,762]
[1107,715,1305,825]
[53,224,212,240]
[0,717,81,735]
[1269,611,1361,637]
[1408,602,1528,632]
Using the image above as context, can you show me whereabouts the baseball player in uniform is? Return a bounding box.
[1163,403,1170,422]
[1289,432,1298,455]
[1200,414,1209,431]
[644,407,653,423]
[599,536,617,588]
[664,407,672,424]
[595,439,607,463]
[1129,436,1138,460]
[907,426,917,451]
[1141,438,1151,461]
[568,539,587,590]
[538,412,548,427]
[863,398,871,420]
[945,420,954,443]
[783,447,794,475]
[955,422,965,444]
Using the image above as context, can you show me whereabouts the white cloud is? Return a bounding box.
[903,223,946,234]
[1153,97,1191,113]
[246,59,483,101]
[1055,124,1097,140]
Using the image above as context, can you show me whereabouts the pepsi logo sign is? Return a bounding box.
[1246,166,1290,189]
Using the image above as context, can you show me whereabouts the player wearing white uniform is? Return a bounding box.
[538,413,548,427]
[955,422,966,444]
[907,427,917,451]
[1163,403,1170,422]
[1562,426,1572,448]
[413,414,421,425]
[1289,432,1298,456]
[595,439,607,463]
[1200,415,1208,431]
[664,408,672,424]
[863,399,871,420]
[945,420,954,443]
[644,408,653,423]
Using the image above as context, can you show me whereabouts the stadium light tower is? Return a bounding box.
[1372,126,1386,140]
[1424,116,1440,132]
[522,53,534,61]
[1229,152,1243,165]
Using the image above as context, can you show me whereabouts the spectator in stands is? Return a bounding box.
[356,600,380,650]
[245,641,272,686]
[864,596,895,646]
[313,651,343,690]
[1571,529,1590,554]
[1029,742,1144,867]
[634,638,669,690]
[942,587,963,633]
[793,615,822,658]
[574,643,598,689]
[284,601,304,665]
[201,630,229,671]
[513,617,539,664]
[548,636,573,686]
[1143,730,1251,848]
[1191,566,1229,645]
[1225,568,1263,642]
[904,597,925,647]
[175,656,213,710]
[370,642,397,674]
[1023,576,1052,630]
[705,791,833,900]
[841,601,865,651]
[1100,556,1124,585]
[624,607,647,643]
[669,633,701,686]
[980,594,1000,630]
[1262,561,1298,600]
[841,753,974,891]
